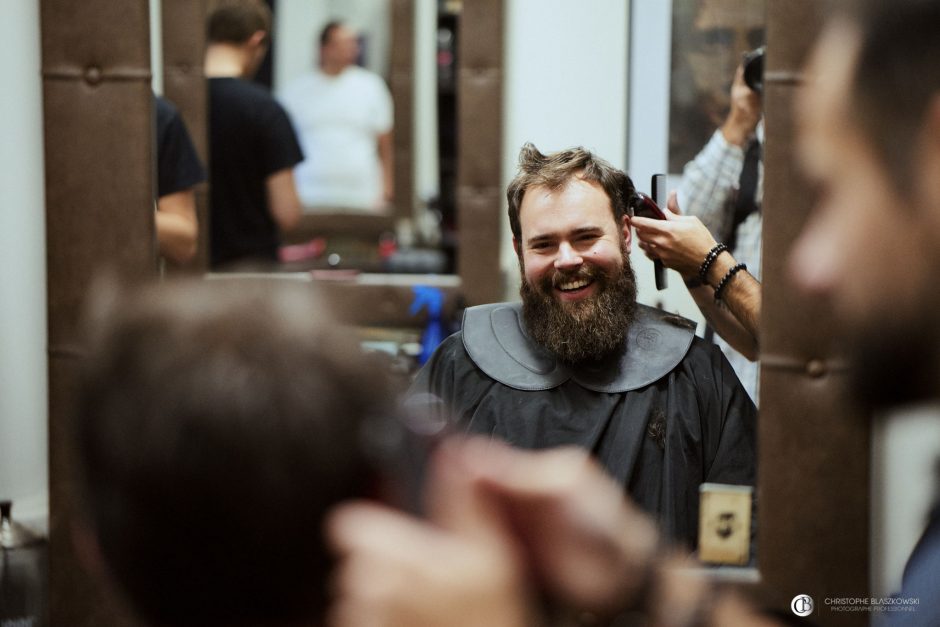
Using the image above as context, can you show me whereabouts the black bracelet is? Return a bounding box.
[714,263,747,303]
[698,243,728,284]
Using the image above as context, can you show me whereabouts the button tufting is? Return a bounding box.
[84,65,102,85]
[806,359,827,378]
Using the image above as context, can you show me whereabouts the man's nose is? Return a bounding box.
[788,217,839,296]
[554,242,583,270]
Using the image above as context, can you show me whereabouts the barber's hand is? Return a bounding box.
[721,64,761,146]
[326,437,664,626]
[450,438,662,616]
[633,191,719,280]
[326,439,535,627]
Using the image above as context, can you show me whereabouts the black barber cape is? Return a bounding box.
[409,302,757,550]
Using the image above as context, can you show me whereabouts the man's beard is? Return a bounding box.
[520,250,637,365]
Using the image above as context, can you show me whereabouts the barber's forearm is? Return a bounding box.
[722,272,761,344]
[688,284,759,360]
[703,251,761,354]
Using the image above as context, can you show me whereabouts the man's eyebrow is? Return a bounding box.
[526,233,557,246]
[526,226,603,246]
[570,226,604,237]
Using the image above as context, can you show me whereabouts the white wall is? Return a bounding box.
[273,0,390,92]
[150,0,163,94]
[413,0,440,223]
[1,1,48,528]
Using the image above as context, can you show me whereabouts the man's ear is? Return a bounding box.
[512,236,521,257]
[621,215,632,253]
[248,30,268,50]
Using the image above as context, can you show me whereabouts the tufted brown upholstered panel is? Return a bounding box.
[756,2,870,624]
[390,0,415,223]
[161,0,209,273]
[456,0,504,305]
[42,0,155,625]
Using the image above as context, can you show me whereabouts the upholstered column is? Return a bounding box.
[758,2,869,624]
[42,1,155,624]
[390,0,415,225]
[456,0,504,305]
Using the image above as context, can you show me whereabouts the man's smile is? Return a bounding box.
[557,277,591,291]
[553,274,597,301]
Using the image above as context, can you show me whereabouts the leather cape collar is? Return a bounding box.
[461,302,695,393]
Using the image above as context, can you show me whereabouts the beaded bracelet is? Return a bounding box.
[713,263,747,303]
[698,243,728,284]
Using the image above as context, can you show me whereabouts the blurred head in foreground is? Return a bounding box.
[791,0,940,408]
[71,278,388,627]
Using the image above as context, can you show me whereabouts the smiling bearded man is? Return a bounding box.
[409,144,756,550]
[520,236,637,364]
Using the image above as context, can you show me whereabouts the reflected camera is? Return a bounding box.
[743,46,765,95]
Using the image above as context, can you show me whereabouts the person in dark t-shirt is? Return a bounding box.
[204,0,303,269]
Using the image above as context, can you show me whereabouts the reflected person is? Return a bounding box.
[409,143,757,551]
[790,2,940,621]
[204,0,304,269]
[279,20,394,213]
[679,57,764,403]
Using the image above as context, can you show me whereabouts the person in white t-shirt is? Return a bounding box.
[279,21,394,213]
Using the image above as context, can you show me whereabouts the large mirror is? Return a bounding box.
[159,0,887,602]
[207,0,464,276]
[153,0,896,612]
[29,0,880,624]
[270,0,425,273]
[158,0,470,277]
